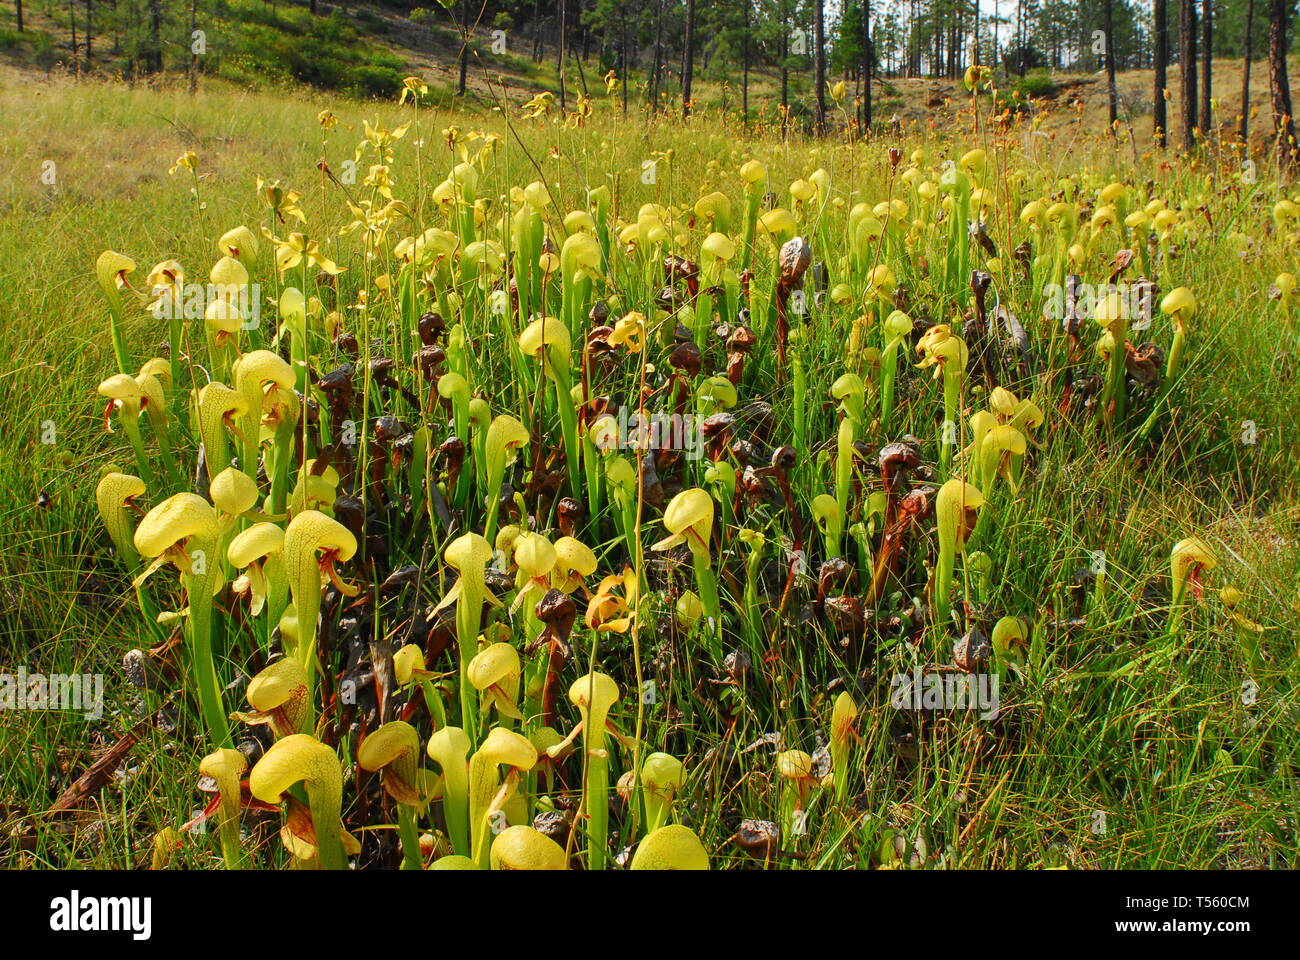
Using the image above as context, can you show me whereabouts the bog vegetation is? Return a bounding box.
[2,5,1300,868]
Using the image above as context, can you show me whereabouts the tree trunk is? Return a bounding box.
[1269,0,1298,169]
[814,0,826,134]
[1180,0,1198,150]
[15,0,21,32]
[780,3,789,137]
[650,0,663,112]
[1105,0,1118,131]
[84,0,92,66]
[188,0,196,93]
[1240,0,1254,142]
[1155,0,1168,146]
[69,0,77,70]
[457,0,470,95]
[556,0,566,110]
[1200,0,1213,134]
[682,0,695,119]
[862,0,872,133]
[742,0,750,127]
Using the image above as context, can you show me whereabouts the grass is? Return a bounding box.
[1,64,1298,870]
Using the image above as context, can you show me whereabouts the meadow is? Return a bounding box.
[1,63,1299,870]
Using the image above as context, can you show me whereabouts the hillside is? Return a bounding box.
[2,0,1296,156]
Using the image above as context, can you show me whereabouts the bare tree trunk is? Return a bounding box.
[862,0,872,133]
[1269,0,1298,169]
[742,0,750,127]
[457,0,470,95]
[189,0,197,93]
[1180,0,1198,150]
[780,3,789,138]
[682,0,695,119]
[814,0,826,134]
[1155,0,1168,146]
[650,0,663,112]
[1105,0,1118,131]
[1241,0,1254,141]
[556,0,566,110]
[15,0,22,31]
[1200,0,1213,134]
[68,0,77,70]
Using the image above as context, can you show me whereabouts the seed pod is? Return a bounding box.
[953,627,991,673]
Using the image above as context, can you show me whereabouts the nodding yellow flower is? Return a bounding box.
[978,424,1028,495]
[199,748,247,868]
[427,726,472,857]
[96,472,146,563]
[630,824,710,870]
[585,566,638,633]
[271,232,342,276]
[468,642,523,721]
[358,720,427,807]
[963,65,992,92]
[1160,286,1197,336]
[236,656,311,738]
[255,177,306,223]
[317,109,339,129]
[915,324,968,377]
[490,825,567,870]
[468,727,538,866]
[790,178,816,204]
[399,75,428,104]
[250,733,348,869]
[228,522,287,620]
[1169,538,1217,634]
[168,151,198,175]
[512,530,557,604]
[609,311,645,352]
[603,70,621,95]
